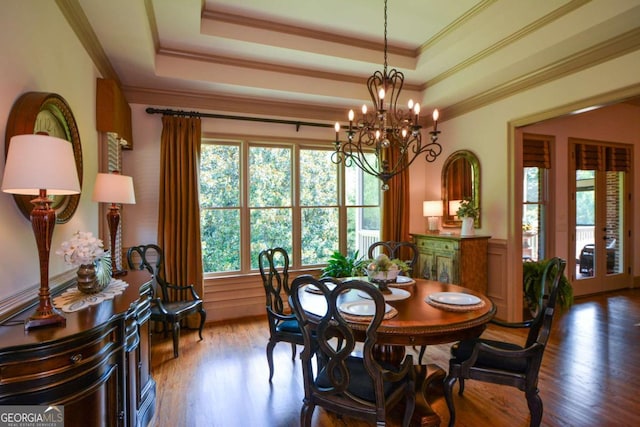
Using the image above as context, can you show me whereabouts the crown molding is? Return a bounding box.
[202,8,415,58]
[55,0,120,82]
[424,0,590,89]
[418,0,497,53]
[442,27,640,120]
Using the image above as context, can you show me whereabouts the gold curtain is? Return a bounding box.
[381,146,411,248]
[158,115,203,305]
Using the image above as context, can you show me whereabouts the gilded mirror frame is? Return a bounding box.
[441,149,480,228]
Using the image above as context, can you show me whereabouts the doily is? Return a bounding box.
[53,279,128,313]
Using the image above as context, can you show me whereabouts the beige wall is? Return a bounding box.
[0,2,101,307]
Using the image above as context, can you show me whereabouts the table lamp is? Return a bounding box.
[2,134,81,330]
[92,171,136,277]
[423,200,443,232]
[449,200,463,219]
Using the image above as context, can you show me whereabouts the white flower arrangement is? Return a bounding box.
[366,254,409,275]
[56,231,105,267]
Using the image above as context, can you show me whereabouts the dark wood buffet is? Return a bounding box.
[0,270,156,427]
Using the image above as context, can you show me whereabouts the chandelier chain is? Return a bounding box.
[383,0,388,74]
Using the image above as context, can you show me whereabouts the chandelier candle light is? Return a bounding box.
[332,0,442,190]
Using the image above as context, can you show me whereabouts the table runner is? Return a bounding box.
[53,279,128,313]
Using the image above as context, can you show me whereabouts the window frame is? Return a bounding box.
[199,135,380,277]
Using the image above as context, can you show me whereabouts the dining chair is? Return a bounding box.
[126,244,206,358]
[258,247,304,382]
[289,274,416,427]
[367,241,419,278]
[443,257,566,427]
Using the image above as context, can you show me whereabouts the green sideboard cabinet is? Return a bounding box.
[0,270,155,427]
[411,233,490,294]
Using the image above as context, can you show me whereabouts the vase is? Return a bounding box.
[366,267,400,294]
[77,263,104,294]
[460,217,475,236]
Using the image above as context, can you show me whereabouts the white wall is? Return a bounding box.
[0,2,101,304]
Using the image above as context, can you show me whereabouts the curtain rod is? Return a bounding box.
[145,107,334,132]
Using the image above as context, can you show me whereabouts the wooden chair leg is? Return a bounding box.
[197,308,206,341]
[443,375,458,427]
[266,340,276,382]
[290,343,296,360]
[418,345,426,365]
[526,389,543,427]
[300,402,314,427]
[172,321,180,358]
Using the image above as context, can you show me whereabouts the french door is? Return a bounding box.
[570,138,632,296]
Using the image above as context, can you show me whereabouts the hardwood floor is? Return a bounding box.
[149,288,640,427]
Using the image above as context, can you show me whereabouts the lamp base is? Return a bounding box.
[427,216,440,232]
[25,305,66,330]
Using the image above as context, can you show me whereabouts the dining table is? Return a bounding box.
[297,276,496,427]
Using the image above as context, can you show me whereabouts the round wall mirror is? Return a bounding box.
[441,150,480,228]
[4,92,83,223]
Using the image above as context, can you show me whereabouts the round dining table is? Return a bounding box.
[297,277,496,427]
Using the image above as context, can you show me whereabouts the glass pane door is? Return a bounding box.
[573,157,628,295]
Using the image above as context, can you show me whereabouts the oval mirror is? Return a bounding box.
[441,150,480,228]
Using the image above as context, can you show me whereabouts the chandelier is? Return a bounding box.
[331,0,442,190]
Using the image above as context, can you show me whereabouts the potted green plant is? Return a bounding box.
[456,197,478,236]
[321,250,367,278]
[523,259,573,317]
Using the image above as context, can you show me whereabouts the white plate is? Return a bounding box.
[357,287,411,301]
[305,282,337,294]
[428,292,481,306]
[393,276,416,285]
[341,275,415,286]
[339,300,392,316]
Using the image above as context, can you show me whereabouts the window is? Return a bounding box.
[522,167,547,261]
[199,139,380,274]
[522,135,551,261]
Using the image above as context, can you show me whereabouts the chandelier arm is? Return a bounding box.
[340,135,382,177]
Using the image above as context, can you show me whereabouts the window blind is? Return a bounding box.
[574,143,631,172]
[523,138,550,168]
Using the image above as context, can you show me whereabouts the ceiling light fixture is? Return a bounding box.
[332,0,442,190]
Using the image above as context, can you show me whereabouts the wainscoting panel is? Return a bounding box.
[487,239,509,320]
[203,270,321,323]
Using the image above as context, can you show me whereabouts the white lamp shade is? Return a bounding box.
[1,134,81,195]
[92,173,136,204]
[449,200,463,215]
[423,200,443,217]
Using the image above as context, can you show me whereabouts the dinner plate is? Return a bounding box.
[339,300,392,316]
[304,282,337,294]
[392,276,416,286]
[428,292,481,306]
[357,287,411,301]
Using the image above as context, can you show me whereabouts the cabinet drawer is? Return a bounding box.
[415,238,459,252]
[0,325,118,384]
